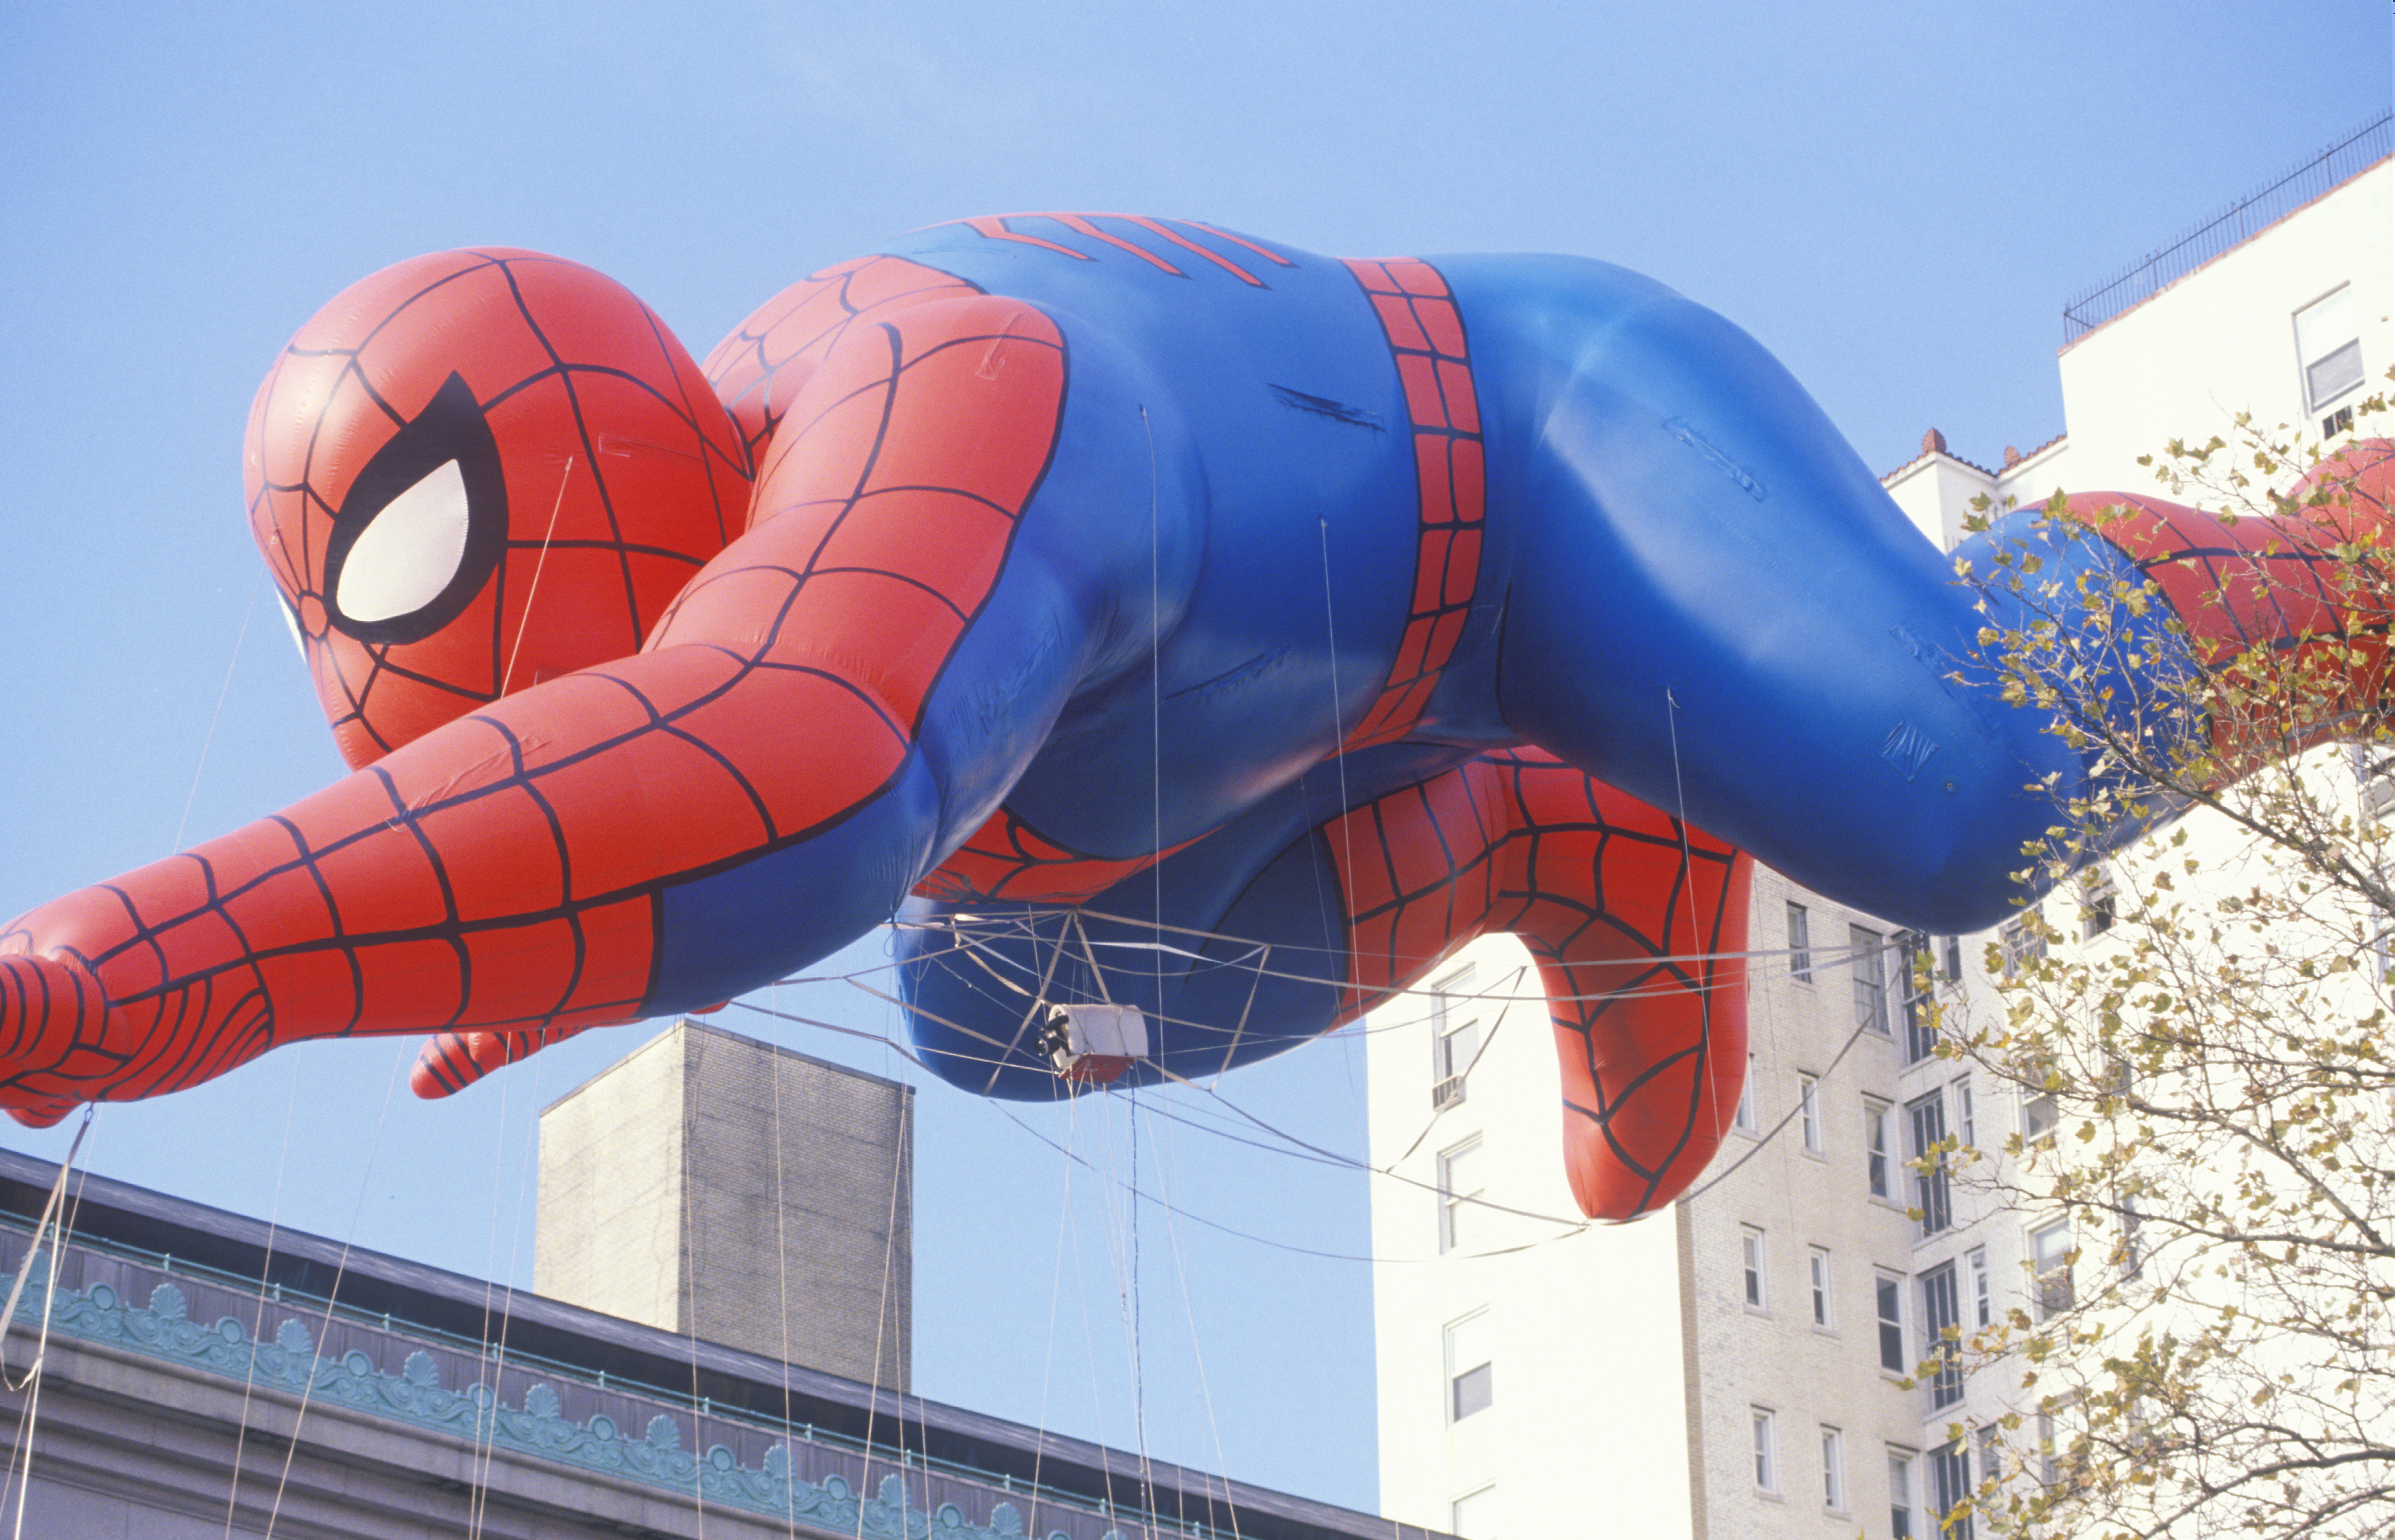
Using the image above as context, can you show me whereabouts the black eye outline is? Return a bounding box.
[323,371,509,645]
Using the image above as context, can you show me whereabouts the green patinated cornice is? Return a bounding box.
[5,1264,1095,1540]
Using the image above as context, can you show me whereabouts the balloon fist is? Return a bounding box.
[0,952,112,1126]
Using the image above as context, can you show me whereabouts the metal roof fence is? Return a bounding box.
[2060,111,2392,345]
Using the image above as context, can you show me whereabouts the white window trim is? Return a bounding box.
[1887,1445,1917,1537]
[1850,923,1889,1034]
[1821,1425,1846,1513]
[1443,1309,1493,1425]
[1874,1269,1909,1378]
[2033,1219,2076,1320]
[1808,1245,1836,1331]
[2023,1088,2060,1147]
[1741,1225,1769,1314]
[2079,862,2118,940]
[1798,1073,1823,1155]
[1432,965,1479,1111]
[1864,1097,1894,1202]
[2295,282,2365,412]
[1449,1483,1497,1540]
[1752,1407,1779,1494]
[1437,1137,1484,1255]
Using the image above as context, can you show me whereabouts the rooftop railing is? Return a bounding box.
[2060,111,2392,344]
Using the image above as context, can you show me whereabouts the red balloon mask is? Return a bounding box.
[244,250,753,768]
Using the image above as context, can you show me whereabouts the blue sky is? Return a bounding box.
[0,0,2387,1511]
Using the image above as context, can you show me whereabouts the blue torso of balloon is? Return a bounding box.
[662,219,2188,1033]
[872,222,1475,859]
[866,224,2161,930]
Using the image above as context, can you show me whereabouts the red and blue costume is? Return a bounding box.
[0,216,2385,1220]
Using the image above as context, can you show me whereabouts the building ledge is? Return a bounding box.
[0,1148,1426,1540]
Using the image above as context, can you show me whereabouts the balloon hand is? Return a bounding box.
[0,953,113,1128]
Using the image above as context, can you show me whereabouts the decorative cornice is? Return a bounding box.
[7,1269,1085,1540]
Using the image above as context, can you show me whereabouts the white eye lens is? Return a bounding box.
[335,459,471,624]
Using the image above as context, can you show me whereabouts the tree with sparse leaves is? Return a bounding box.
[1927,394,2395,1540]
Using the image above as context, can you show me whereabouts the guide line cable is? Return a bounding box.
[899,908,1900,1008]
[259,1044,409,1539]
[220,1049,306,1540]
[888,918,1866,1041]
[765,978,801,1539]
[735,988,1594,1250]
[1142,1097,1243,1540]
[824,978,1586,1223]
[683,1028,716,1534]
[1139,399,1162,1517]
[174,574,263,855]
[1024,1068,1079,1540]
[736,920,1898,1269]
[750,952,1783,1232]
[0,1107,92,1540]
[466,1042,551,1540]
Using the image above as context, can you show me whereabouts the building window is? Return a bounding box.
[1896,930,1933,1055]
[1798,1074,1823,1154]
[1888,1447,1918,1539]
[1864,1099,1892,1199]
[1752,1408,1778,1492]
[1444,1311,1493,1422]
[2022,1090,2059,1147]
[1975,1424,2002,1495]
[1998,912,2046,978]
[2036,1408,2061,1486]
[1821,1426,1845,1510]
[1808,1246,1834,1328]
[2079,864,2118,939]
[1921,1262,1963,1409]
[1438,1139,1485,1254]
[1941,934,1964,982]
[1450,1485,1497,1540]
[1891,937,1937,1063]
[2121,1191,2145,1280]
[1851,924,1888,1034]
[2033,1221,2075,1320]
[1907,1089,1952,1236]
[1930,1441,1974,1540]
[2296,283,2364,412]
[2361,743,2395,833]
[1787,901,1813,983]
[1953,1076,1975,1149]
[1875,1271,1907,1374]
[1733,1053,1759,1134]
[1967,1246,1991,1330]
[1741,1225,1768,1311]
[1432,966,1479,1112]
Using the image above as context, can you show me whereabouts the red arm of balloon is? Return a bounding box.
[2062,439,2395,770]
[0,294,1068,1120]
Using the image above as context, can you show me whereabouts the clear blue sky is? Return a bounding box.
[1,0,2387,1511]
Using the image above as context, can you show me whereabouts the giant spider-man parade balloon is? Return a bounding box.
[0,214,2386,1220]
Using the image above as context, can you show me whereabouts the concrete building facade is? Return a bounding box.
[1368,120,2390,1540]
[535,1018,916,1390]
